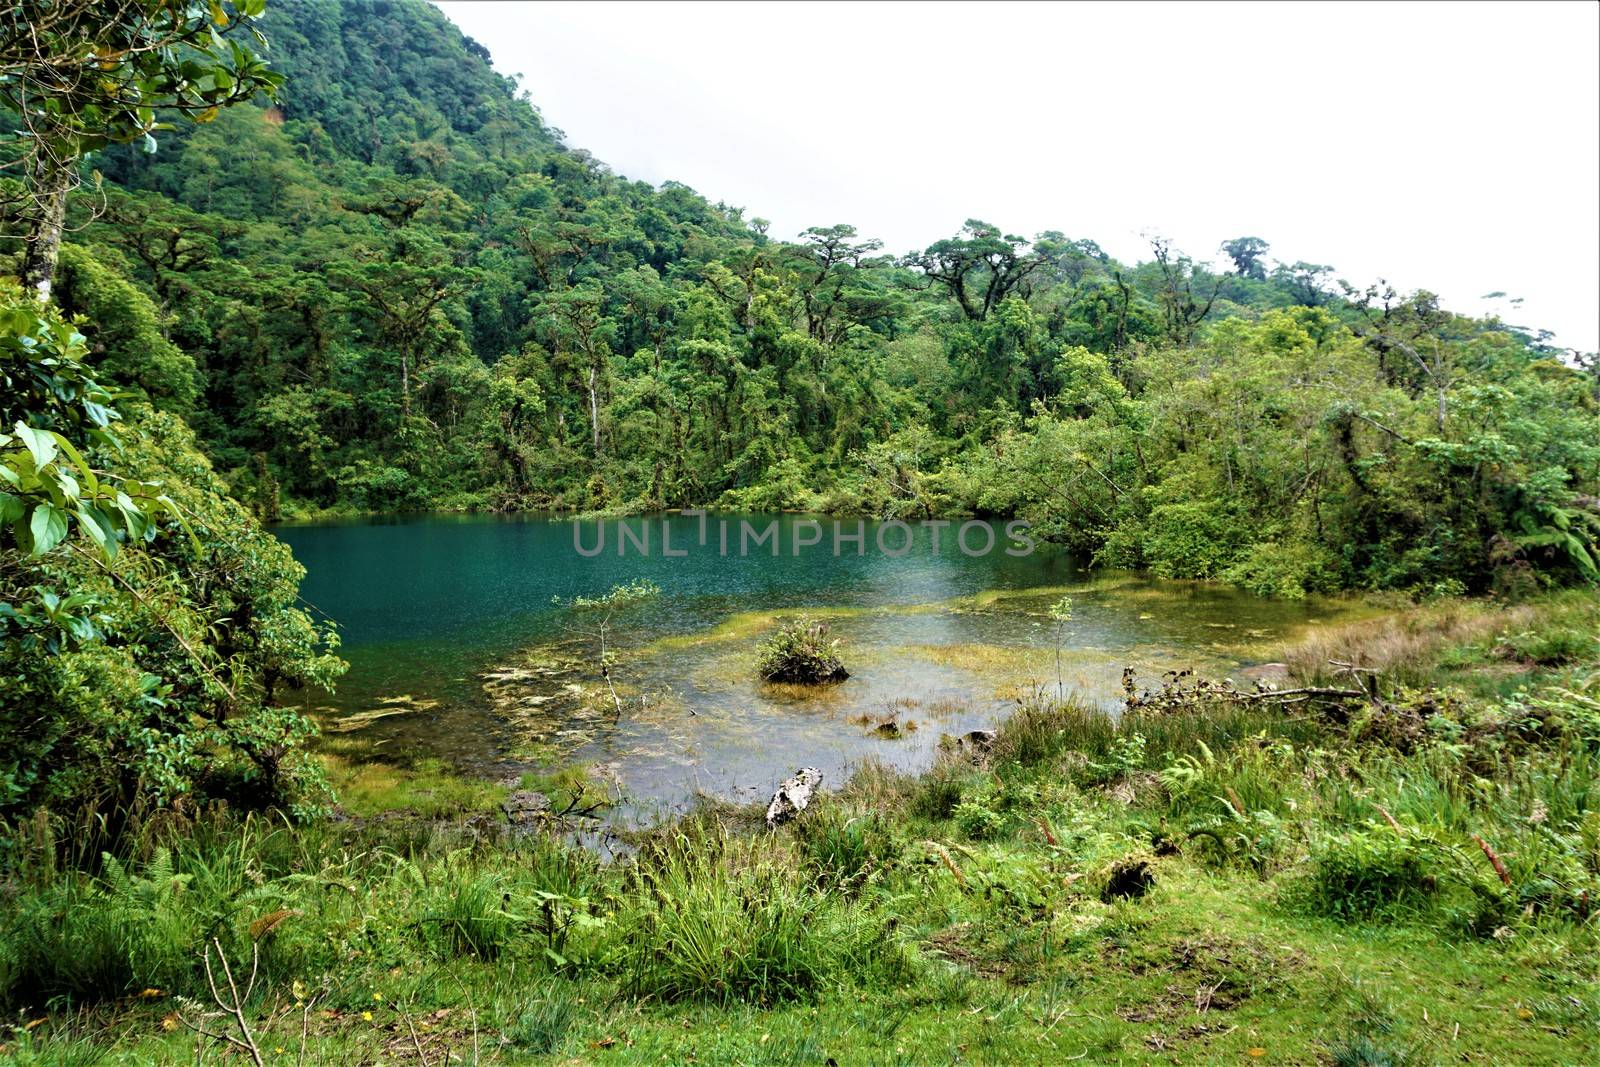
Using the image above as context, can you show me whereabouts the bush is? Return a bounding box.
[908,758,972,821]
[420,862,518,960]
[1496,627,1596,666]
[1223,540,1344,598]
[756,617,848,684]
[991,697,1114,769]
[505,989,576,1054]
[954,798,1006,841]
[1139,499,1252,581]
[1,284,346,828]
[1292,830,1439,921]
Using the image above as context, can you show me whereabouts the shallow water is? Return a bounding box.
[279,512,1364,817]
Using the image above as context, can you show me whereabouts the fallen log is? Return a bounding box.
[765,767,823,828]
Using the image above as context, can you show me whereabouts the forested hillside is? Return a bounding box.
[25,0,1600,600]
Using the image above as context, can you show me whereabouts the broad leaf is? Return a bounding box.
[28,502,69,556]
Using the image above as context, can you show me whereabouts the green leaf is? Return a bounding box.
[13,423,58,470]
[76,504,120,560]
[50,432,100,495]
[28,502,69,556]
[157,494,203,553]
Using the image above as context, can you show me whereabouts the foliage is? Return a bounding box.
[0,281,344,826]
[0,848,200,1003]
[1290,830,1443,921]
[0,597,1596,1062]
[792,805,901,888]
[562,578,660,611]
[756,616,848,684]
[1,0,281,298]
[617,826,903,1005]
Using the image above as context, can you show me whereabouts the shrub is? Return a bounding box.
[420,862,518,960]
[908,758,971,821]
[1,280,346,828]
[1222,539,1344,598]
[506,991,576,1054]
[1139,499,1252,581]
[1496,627,1596,666]
[1292,830,1439,921]
[991,697,1114,768]
[0,850,202,1007]
[756,617,848,684]
[954,799,1006,841]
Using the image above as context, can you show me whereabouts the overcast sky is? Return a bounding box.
[434,1,1599,351]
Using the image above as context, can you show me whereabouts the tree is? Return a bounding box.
[0,0,281,300]
[1148,235,1221,345]
[544,284,616,458]
[1,279,344,824]
[330,232,470,421]
[1220,236,1270,280]
[907,220,1045,321]
[793,224,884,341]
[1275,261,1335,307]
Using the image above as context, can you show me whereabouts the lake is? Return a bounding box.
[277,512,1362,817]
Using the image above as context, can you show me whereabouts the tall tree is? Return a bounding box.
[1220,236,1270,280]
[0,0,280,300]
[1149,236,1221,345]
[907,220,1044,321]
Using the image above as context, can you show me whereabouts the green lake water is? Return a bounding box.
[277,512,1363,816]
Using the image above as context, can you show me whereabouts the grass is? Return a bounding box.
[2,592,1598,1063]
[320,754,509,819]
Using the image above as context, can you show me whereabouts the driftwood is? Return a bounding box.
[765,767,823,828]
[502,790,551,824]
[1123,666,1371,714]
[1236,685,1368,704]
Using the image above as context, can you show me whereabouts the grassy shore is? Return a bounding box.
[2,593,1598,1065]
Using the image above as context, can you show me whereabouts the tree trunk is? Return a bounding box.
[20,160,71,303]
[586,364,601,455]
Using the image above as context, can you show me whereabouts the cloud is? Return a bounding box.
[436,0,1600,350]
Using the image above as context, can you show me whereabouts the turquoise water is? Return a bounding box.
[277,512,1359,813]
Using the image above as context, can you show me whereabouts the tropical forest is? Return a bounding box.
[1,1,1598,1063]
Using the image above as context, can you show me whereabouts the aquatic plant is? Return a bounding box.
[756,616,849,684]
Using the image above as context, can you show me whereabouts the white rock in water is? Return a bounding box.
[765,767,823,828]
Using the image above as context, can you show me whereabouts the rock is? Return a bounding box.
[765,767,823,828]
[940,728,999,764]
[961,729,996,752]
[502,790,550,824]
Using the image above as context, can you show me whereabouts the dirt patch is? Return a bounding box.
[1113,933,1304,1029]
[923,922,1011,980]
[1143,1022,1237,1051]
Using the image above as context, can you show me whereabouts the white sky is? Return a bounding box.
[434,1,1600,351]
